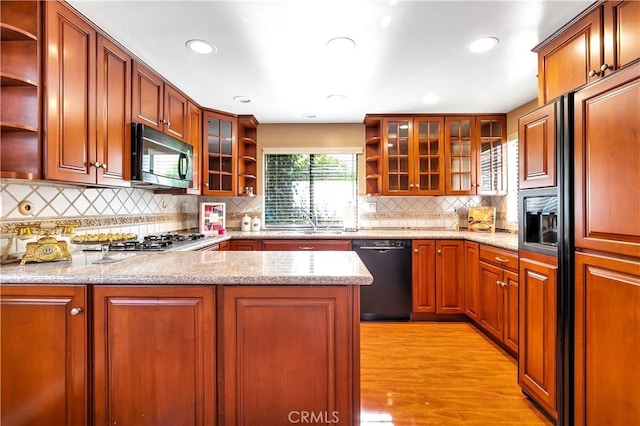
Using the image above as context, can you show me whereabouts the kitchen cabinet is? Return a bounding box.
[518,251,557,420]
[478,244,519,353]
[220,285,360,425]
[574,252,640,426]
[412,240,464,316]
[534,0,639,105]
[363,115,383,195]
[44,1,131,186]
[218,240,230,251]
[202,109,237,195]
[1,285,87,425]
[132,61,188,142]
[238,115,258,196]
[476,115,507,195]
[93,286,215,425]
[0,0,41,179]
[435,240,464,313]
[573,60,640,258]
[445,116,476,194]
[518,103,557,189]
[412,240,437,313]
[382,117,445,195]
[185,101,202,194]
[230,239,262,251]
[464,241,481,322]
[262,239,352,251]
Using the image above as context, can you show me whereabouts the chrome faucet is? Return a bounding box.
[303,211,317,231]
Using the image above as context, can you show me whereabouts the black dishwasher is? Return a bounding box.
[353,240,412,321]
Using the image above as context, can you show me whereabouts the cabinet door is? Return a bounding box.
[96,34,131,187]
[603,0,640,73]
[574,62,640,258]
[503,269,519,353]
[476,115,506,195]
[536,7,602,105]
[229,239,262,251]
[1,285,87,426]
[93,286,215,426]
[413,117,444,195]
[164,84,188,142]
[436,240,464,313]
[45,1,96,184]
[445,116,476,194]
[464,241,481,322]
[574,252,640,426]
[132,61,163,131]
[186,101,201,194]
[262,239,352,251]
[221,286,359,425]
[518,252,557,419]
[518,102,557,189]
[479,261,503,340]
[202,110,236,195]
[412,240,436,313]
[383,118,412,194]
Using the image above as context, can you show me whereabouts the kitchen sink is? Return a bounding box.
[272,230,344,236]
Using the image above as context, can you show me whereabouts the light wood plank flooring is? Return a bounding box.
[361,322,553,425]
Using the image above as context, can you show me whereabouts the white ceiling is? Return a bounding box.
[68,0,591,124]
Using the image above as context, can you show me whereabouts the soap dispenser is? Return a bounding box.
[241,214,251,232]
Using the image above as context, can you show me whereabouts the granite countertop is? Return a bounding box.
[0,250,372,286]
[227,229,519,251]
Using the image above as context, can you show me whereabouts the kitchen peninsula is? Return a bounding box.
[1,250,371,426]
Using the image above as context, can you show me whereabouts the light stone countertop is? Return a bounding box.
[0,250,372,286]
[227,229,519,251]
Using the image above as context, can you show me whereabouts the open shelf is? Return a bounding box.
[0,24,36,41]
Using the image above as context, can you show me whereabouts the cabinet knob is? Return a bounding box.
[204,183,209,187]
[91,161,101,168]
[414,248,418,253]
[70,307,83,316]
[437,249,442,254]
[166,121,171,127]
[100,163,107,170]
[588,69,601,77]
[600,63,613,73]
[409,184,414,188]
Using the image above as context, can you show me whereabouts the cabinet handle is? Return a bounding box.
[298,246,314,250]
[496,280,504,287]
[600,63,613,73]
[494,256,509,263]
[588,69,601,77]
[70,307,83,316]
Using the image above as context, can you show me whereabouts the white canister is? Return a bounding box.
[241,214,251,232]
[251,216,261,232]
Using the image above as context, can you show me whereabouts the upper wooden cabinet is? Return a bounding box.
[535,0,639,105]
[202,109,237,195]
[0,0,41,179]
[237,115,258,196]
[365,114,505,196]
[185,101,202,195]
[44,1,130,186]
[518,103,557,189]
[573,60,640,258]
[1,285,87,426]
[132,61,188,142]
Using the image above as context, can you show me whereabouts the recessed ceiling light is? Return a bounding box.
[468,37,499,53]
[302,113,317,119]
[326,94,347,102]
[185,39,216,55]
[233,96,251,104]
[326,37,356,51]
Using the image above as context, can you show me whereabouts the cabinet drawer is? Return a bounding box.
[263,240,351,251]
[479,245,518,272]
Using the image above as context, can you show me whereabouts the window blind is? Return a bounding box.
[264,153,358,228]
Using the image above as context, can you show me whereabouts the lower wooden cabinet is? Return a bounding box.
[477,245,519,354]
[574,251,640,426]
[1,285,87,425]
[220,285,360,425]
[229,239,262,251]
[262,239,352,251]
[412,240,464,315]
[518,251,557,420]
[464,241,481,321]
[92,286,216,425]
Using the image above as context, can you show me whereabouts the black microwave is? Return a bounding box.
[131,123,193,188]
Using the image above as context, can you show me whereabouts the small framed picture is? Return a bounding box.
[200,202,226,235]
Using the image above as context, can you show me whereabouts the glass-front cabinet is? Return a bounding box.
[382,117,444,195]
[202,110,236,195]
[445,117,476,195]
[477,116,507,195]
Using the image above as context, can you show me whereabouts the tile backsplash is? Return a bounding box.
[1,179,516,256]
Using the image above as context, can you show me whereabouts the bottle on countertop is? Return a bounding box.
[241,214,251,232]
[251,216,261,232]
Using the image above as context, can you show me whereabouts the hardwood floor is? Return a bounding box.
[360,322,553,425]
